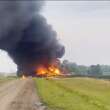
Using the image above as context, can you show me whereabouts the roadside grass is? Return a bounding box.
[0,76,16,85]
[34,77,110,110]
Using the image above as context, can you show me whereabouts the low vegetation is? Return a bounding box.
[0,76,16,85]
[62,60,110,76]
[34,77,110,110]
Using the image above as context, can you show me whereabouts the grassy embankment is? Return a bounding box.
[34,77,110,110]
[0,76,16,85]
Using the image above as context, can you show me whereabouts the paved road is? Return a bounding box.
[0,78,45,110]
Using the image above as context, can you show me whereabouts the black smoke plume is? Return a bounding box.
[0,0,65,76]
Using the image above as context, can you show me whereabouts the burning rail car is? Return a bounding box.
[20,59,65,77]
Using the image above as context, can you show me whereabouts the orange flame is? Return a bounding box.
[36,65,61,77]
[36,66,48,76]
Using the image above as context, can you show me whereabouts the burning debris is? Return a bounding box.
[0,0,65,77]
[36,60,62,77]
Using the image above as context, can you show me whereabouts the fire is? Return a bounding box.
[36,66,48,76]
[36,65,61,77]
[48,66,60,76]
[21,75,27,79]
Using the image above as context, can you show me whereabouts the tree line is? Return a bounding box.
[62,60,110,76]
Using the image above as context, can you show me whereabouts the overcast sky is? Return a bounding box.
[0,1,110,73]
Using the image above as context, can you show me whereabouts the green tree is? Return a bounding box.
[88,64,102,76]
[62,60,80,74]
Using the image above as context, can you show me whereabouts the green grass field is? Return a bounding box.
[0,76,16,85]
[34,77,110,110]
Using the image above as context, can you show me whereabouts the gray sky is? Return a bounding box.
[0,1,110,72]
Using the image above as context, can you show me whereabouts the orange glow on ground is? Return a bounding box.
[21,75,27,79]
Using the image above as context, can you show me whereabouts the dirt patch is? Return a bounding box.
[0,78,45,110]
